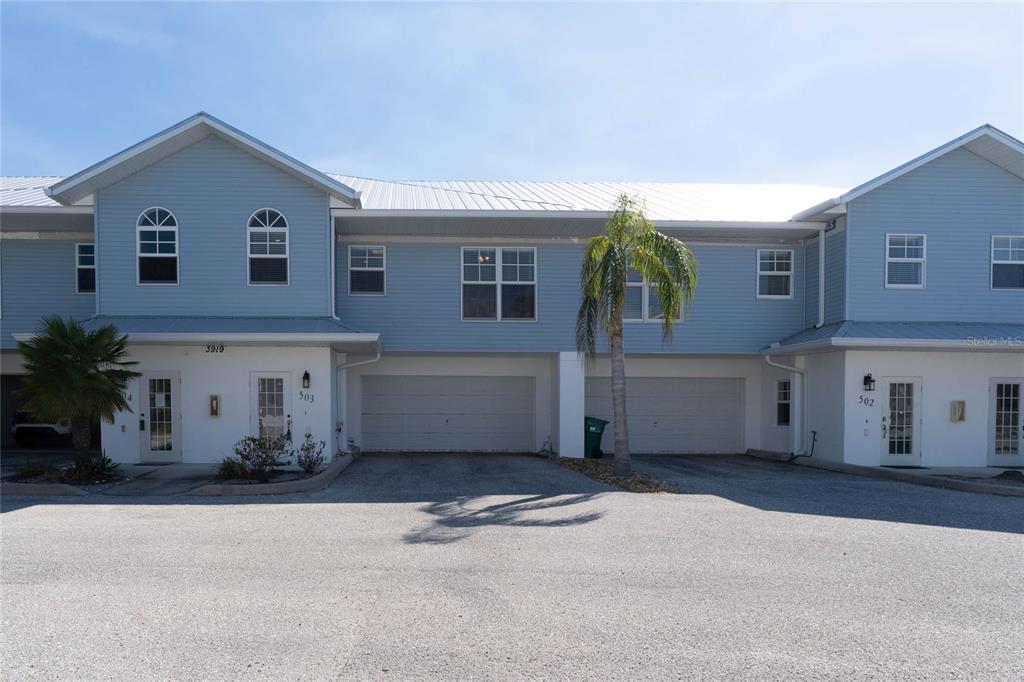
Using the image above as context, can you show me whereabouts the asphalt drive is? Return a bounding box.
[2,453,1022,680]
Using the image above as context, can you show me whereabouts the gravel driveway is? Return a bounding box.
[3,453,1022,680]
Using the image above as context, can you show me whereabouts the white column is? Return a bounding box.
[558,351,586,458]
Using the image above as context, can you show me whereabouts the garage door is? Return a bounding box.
[585,377,744,453]
[361,375,535,452]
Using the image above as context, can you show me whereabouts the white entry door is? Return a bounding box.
[880,378,921,466]
[139,372,181,463]
[250,373,291,440]
[989,379,1022,467]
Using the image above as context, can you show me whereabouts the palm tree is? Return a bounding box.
[576,195,698,476]
[16,316,139,468]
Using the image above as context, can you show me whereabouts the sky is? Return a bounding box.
[1,2,1021,188]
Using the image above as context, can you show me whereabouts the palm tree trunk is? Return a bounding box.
[70,417,91,469]
[608,328,631,476]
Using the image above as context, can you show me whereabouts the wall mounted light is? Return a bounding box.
[302,371,310,389]
[863,374,876,392]
[210,395,220,417]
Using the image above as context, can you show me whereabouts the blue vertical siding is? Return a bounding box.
[846,148,1024,322]
[0,239,95,348]
[803,237,819,327]
[336,241,804,353]
[95,135,332,316]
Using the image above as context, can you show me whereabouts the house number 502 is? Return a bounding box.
[205,344,225,353]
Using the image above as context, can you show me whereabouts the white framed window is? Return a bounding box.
[757,249,793,299]
[777,380,791,426]
[349,245,385,295]
[461,246,536,321]
[76,243,95,293]
[137,207,178,285]
[885,234,926,288]
[991,235,1024,290]
[624,267,682,322]
[248,208,288,285]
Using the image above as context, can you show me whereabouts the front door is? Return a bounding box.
[139,372,181,463]
[881,378,921,466]
[989,379,1023,467]
[251,373,291,440]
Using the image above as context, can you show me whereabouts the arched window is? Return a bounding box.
[137,207,178,284]
[248,208,288,285]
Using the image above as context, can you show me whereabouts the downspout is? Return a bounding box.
[764,352,809,458]
[816,227,826,328]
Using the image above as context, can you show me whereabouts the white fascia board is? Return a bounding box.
[764,336,1024,354]
[11,332,381,346]
[334,209,608,219]
[46,112,361,207]
[0,206,93,215]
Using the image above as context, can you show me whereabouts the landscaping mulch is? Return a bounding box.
[552,456,681,494]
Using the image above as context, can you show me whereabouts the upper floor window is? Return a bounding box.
[462,246,535,321]
[776,380,791,426]
[885,234,925,288]
[248,209,288,285]
[76,243,95,293]
[757,249,793,299]
[349,245,385,295]
[624,267,681,322]
[992,236,1024,289]
[137,208,178,285]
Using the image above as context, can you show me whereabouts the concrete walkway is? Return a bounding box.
[100,464,220,496]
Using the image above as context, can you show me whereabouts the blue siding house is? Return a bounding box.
[1,113,1021,466]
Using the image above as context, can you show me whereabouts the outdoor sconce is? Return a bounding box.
[209,395,220,417]
[863,374,876,392]
[302,371,311,389]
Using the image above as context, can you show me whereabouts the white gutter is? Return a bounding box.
[337,347,382,371]
[12,332,381,346]
[764,352,807,456]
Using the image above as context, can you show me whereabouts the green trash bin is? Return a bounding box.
[584,417,609,459]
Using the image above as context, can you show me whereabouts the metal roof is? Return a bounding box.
[1,174,841,223]
[772,321,1024,352]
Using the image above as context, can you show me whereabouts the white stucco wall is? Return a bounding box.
[842,350,1024,467]
[103,345,334,464]
[802,351,846,463]
[760,361,793,453]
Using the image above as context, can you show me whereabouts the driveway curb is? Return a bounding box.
[748,450,1024,497]
[0,481,89,497]
[186,452,355,496]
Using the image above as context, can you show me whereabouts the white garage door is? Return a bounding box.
[361,375,535,452]
[585,377,744,454]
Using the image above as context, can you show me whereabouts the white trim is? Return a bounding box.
[990,234,1024,291]
[766,336,1024,354]
[0,231,94,240]
[347,244,386,296]
[460,246,537,322]
[884,233,926,289]
[75,242,95,294]
[791,125,1024,221]
[0,205,94,215]
[136,207,179,286]
[756,248,794,299]
[622,269,683,324]
[246,208,290,287]
[336,234,809,247]
[11,331,382,347]
[46,112,360,207]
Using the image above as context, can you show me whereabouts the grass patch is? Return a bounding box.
[553,456,680,493]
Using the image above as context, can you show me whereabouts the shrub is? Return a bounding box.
[217,456,249,481]
[296,434,326,475]
[232,434,293,483]
[12,461,48,481]
[61,451,120,484]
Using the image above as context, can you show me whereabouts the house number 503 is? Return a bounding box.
[299,391,315,403]
[205,344,225,353]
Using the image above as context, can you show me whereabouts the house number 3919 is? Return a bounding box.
[205,344,225,353]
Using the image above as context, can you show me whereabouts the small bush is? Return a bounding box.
[12,461,48,481]
[232,434,293,483]
[61,451,121,484]
[296,434,326,475]
[217,456,249,481]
